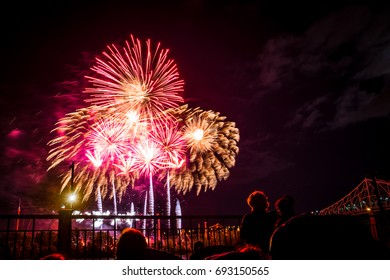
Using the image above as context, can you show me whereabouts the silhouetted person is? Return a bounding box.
[116,228,182,260]
[240,190,276,255]
[274,195,296,229]
[269,214,390,260]
[116,228,148,260]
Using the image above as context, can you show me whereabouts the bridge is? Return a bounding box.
[319,178,390,215]
[319,178,390,246]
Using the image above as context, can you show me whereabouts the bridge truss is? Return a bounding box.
[319,178,390,215]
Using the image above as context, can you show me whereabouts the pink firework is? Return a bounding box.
[113,154,136,176]
[150,120,186,221]
[130,138,166,216]
[84,35,184,121]
[85,149,103,168]
[87,118,131,163]
[150,120,186,169]
[130,138,166,177]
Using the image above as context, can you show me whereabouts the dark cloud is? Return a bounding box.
[248,4,390,135]
[231,135,294,185]
[224,3,390,213]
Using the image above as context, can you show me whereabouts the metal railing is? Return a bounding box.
[0,213,242,260]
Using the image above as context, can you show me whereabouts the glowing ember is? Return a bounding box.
[192,129,204,141]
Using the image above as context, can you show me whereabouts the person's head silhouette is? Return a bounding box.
[275,195,295,215]
[116,228,148,260]
[247,191,269,212]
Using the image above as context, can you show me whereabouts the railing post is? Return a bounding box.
[58,209,73,258]
[368,212,379,241]
[371,177,390,247]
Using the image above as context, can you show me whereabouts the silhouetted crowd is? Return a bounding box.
[201,190,390,260]
[10,190,388,261]
[110,190,389,260]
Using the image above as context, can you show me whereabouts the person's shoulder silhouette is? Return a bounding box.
[270,213,390,260]
[274,194,296,228]
[40,253,66,260]
[116,228,182,260]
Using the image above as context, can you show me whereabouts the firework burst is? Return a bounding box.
[47,106,137,203]
[151,119,186,220]
[84,35,184,121]
[47,35,240,215]
[47,107,95,170]
[168,105,240,195]
[87,118,130,162]
[150,119,186,169]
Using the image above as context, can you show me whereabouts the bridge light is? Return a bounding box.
[366,207,371,211]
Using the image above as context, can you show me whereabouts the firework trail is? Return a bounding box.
[143,191,147,233]
[175,199,182,231]
[130,138,168,216]
[97,185,103,213]
[151,120,186,226]
[87,118,134,214]
[129,202,135,227]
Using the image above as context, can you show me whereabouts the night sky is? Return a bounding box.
[0,0,389,216]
